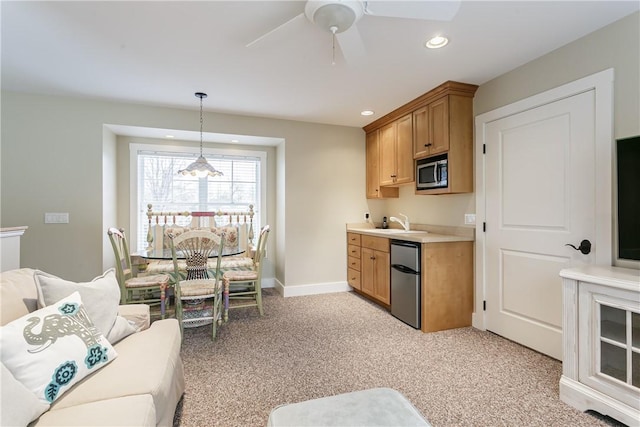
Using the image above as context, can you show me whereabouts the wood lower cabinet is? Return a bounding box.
[421,241,474,332]
[366,130,398,199]
[346,232,362,290]
[361,235,390,305]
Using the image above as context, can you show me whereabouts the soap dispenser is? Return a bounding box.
[382,216,388,229]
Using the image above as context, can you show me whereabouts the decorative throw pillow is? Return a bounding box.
[34,269,135,344]
[0,292,117,405]
[0,362,50,425]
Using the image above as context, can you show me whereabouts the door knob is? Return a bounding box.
[565,239,591,255]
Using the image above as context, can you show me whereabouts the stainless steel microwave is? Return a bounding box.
[416,155,448,190]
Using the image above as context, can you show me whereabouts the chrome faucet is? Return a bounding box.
[389,213,410,231]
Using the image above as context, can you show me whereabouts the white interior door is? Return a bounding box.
[484,90,598,360]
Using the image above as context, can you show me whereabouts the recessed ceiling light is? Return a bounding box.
[361,110,374,116]
[165,135,175,138]
[231,139,239,143]
[425,35,449,49]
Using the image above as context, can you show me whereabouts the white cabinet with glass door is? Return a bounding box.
[559,265,640,426]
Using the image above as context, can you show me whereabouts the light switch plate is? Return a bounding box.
[464,214,476,225]
[45,213,69,224]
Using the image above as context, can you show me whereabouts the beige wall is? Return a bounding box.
[368,12,639,230]
[475,12,639,138]
[2,12,636,286]
[1,93,365,286]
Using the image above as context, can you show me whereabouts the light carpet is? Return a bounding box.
[174,289,617,426]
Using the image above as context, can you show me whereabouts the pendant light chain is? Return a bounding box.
[199,93,204,155]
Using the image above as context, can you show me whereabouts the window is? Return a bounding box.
[130,144,265,251]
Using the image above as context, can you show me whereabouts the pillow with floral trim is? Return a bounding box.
[0,291,117,405]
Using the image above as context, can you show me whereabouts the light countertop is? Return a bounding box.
[346,224,474,244]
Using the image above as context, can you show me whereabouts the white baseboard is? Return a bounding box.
[271,279,352,298]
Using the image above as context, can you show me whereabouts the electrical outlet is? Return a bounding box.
[464,214,476,225]
[364,212,370,221]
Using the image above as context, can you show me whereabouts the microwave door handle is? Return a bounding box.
[434,163,439,183]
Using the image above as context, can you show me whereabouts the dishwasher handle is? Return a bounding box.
[391,264,419,275]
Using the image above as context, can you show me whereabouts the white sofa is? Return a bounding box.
[0,268,185,426]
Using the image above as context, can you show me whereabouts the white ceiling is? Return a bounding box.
[2,0,638,133]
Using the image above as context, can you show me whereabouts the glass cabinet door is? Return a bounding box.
[579,282,640,411]
[598,303,640,389]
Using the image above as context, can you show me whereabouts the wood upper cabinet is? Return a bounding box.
[364,81,478,196]
[413,96,449,158]
[378,114,414,187]
[366,130,399,199]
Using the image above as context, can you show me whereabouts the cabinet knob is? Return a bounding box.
[424,143,432,147]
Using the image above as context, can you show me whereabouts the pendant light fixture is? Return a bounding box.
[177,92,223,178]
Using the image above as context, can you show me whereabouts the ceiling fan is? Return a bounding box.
[246,1,461,64]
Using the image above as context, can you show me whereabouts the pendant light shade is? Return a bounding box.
[177,92,223,178]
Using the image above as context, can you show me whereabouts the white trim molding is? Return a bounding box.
[274,280,352,298]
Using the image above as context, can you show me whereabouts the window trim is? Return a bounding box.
[129,142,267,251]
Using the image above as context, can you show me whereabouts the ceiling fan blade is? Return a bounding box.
[363,1,461,21]
[246,12,305,48]
[336,25,366,64]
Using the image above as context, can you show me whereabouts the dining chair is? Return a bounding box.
[107,227,171,318]
[169,229,225,339]
[222,225,270,321]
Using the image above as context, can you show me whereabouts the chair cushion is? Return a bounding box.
[179,279,220,297]
[125,274,170,289]
[0,292,117,405]
[223,270,258,281]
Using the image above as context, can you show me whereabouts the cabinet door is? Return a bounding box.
[366,131,398,199]
[413,97,449,159]
[395,114,414,184]
[379,122,397,186]
[428,96,450,155]
[413,106,430,159]
[578,283,640,409]
[361,247,375,297]
[373,250,390,305]
[366,131,382,198]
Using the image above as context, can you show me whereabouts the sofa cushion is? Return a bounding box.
[0,292,117,405]
[49,318,184,427]
[34,269,136,344]
[33,394,156,426]
[0,268,38,325]
[0,362,50,425]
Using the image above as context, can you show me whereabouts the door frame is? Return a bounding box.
[473,69,614,331]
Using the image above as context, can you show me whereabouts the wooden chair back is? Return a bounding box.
[169,230,225,281]
[107,227,134,290]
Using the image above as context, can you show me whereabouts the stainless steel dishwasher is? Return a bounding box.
[390,240,421,329]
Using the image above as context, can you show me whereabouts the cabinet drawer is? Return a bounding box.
[347,268,361,290]
[347,244,361,258]
[348,256,361,271]
[347,232,361,245]
[361,235,389,253]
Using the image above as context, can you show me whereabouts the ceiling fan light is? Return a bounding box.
[426,35,449,49]
[305,1,364,33]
